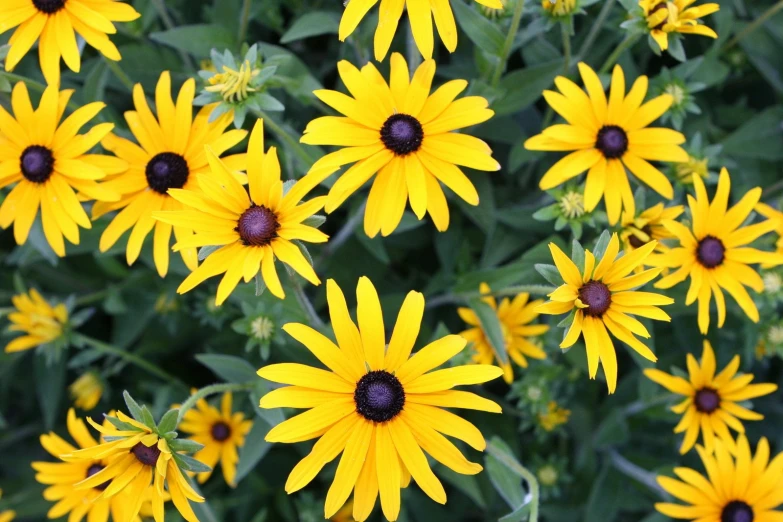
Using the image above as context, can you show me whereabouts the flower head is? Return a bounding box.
[300,54,499,237]
[153,119,328,304]
[538,401,570,431]
[538,233,674,393]
[258,277,504,521]
[559,191,585,219]
[640,0,720,52]
[4,288,68,353]
[458,283,549,383]
[97,72,248,278]
[762,272,782,294]
[0,0,140,85]
[0,83,121,255]
[525,63,687,225]
[542,0,576,17]
[655,434,783,521]
[69,371,103,410]
[676,154,710,184]
[207,61,260,103]
[177,392,253,487]
[644,340,777,455]
[619,202,684,261]
[654,168,783,334]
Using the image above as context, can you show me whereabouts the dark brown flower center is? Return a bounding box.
[131,442,161,466]
[578,281,612,317]
[86,463,109,491]
[355,370,405,423]
[628,225,653,249]
[595,125,628,159]
[33,0,66,14]
[697,236,725,268]
[211,421,232,442]
[145,152,190,194]
[236,204,280,246]
[380,114,423,156]
[20,146,55,183]
[694,387,720,413]
[650,2,670,30]
[721,501,754,522]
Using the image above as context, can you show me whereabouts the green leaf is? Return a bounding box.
[451,0,505,56]
[198,245,220,261]
[168,438,206,453]
[279,11,340,43]
[255,272,266,296]
[571,238,585,273]
[466,298,508,365]
[535,263,562,286]
[35,353,66,431]
[157,409,179,434]
[721,106,783,160]
[592,230,612,260]
[584,463,624,521]
[592,409,630,448]
[494,60,564,116]
[174,452,213,473]
[104,415,143,432]
[123,391,145,423]
[195,354,258,383]
[140,406,156,430]
[149,24,236,58]
[486,448,526,510]
[235,420,272,483]
[302,215,326,229]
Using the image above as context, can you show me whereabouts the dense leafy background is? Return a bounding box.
[1,0,783,520]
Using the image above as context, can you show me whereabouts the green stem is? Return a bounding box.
[560,22,572,74]
[248,107,315,169]
[576,0,617,61]
[491,0,527,87]
[75,289,110,307]
[176,383,252,425]
[723,0,783,50]
[149,0,196,72]
[237,0,252,48]
[598,33,640,74]
[290,278,325,329]
[607,450,667,499]
[406,24,422,75]
[74,333,188,390]
[485,441,540,522]
[104,57,135,93]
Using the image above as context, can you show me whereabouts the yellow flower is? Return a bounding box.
[153,119,328,304]
[0,489,14,522]
[525,62,688,225]
[538,401,570,431]
[559,191,585,219]
[0,83,121,255]
[206,60,261,103]
[300,53,499,237]
[641,0,719,52]
[536,465,559,487]
[644,340,777,455]
[542,0,576,16]
[4,288,67,353]
[331,500,356,522]
[458,283,549,384]
[69,372,103,410]
[258,277,504,521]
[538,234,674,393]
[338,0,503,61]
[654,168,783,334]
[655,434,783,520]
[619,202,684,261]
[675,154,709,184]
[60,410,204,522]
[96,71,248,278]
[0,0,140,86]
[177,392,253,487]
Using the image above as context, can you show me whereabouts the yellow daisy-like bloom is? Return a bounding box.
[644,340,777,455]
[258,277,504,522]
[458,282,549,384]
[641,0,720,52]
[60,411,204,522]
[153,119,328,304]
[69,371,103,410]
[542,0,576,16]
[0,489,14,522]
[4,288,67,353]
[95,71,248,278]
[177,392,253,487]
[655,434,783,521]
[620,202,684,261]
[338,0,503,61]
[300,53,499,237]
[538,401,571,432]
[0,0,140,86]
[654,168,783,334]
[0,83,121,255]
[538,234,674,393]
[32,409,153,522]
[524,62,688,225]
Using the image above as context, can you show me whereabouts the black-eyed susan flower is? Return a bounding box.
[524,62,688,225]
[4,288,67,353]
[0,82,121,255]
[299,53,499,237]
[538,233,674,393]
[644,340,777,455]
[96,71,248,278]
[640,0,719,52]
[656,434,783,521]
[69,371,103,410]
[339,0,502,61]
[654,168,783,334]
[620,202,684,260]
[177,391,253,487]
[538,401,571,431]
[153,119,327,304]
[458,283,549,383]
[0,490,14,522]
[258,277,504,522]
[0,0,140,86]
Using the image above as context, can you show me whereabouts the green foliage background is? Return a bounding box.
[1,0,783,520]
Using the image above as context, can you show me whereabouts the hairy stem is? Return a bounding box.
[598,33,640,74]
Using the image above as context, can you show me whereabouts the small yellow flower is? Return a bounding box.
[641,0,720,51]
[537,465,559,487]
[559,191,585,219]
[542,0,576,16]
[4,289,67,353]
[538,401,570,431]
[69,372,103,411]
[0,489,14,522]
[675,155,709,184]
[206,61,261,103]
[619,202,684,263]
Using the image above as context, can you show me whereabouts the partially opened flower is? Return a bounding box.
[655,435,783,521]
[458,283,549,383]
[299,54,499,237]
[258,277,504,521]
[640,0,720,52]
[654,168,783,334]
[0,0,140,85]
[69,371,103,410]
[96,71,248,277]
[153,119,328,303]
[538,234,673,393]
[525,62,687,225]
[0,83,121,255]
[4,288,67,354]
[619,202,684,263]
[644,340,777,455]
